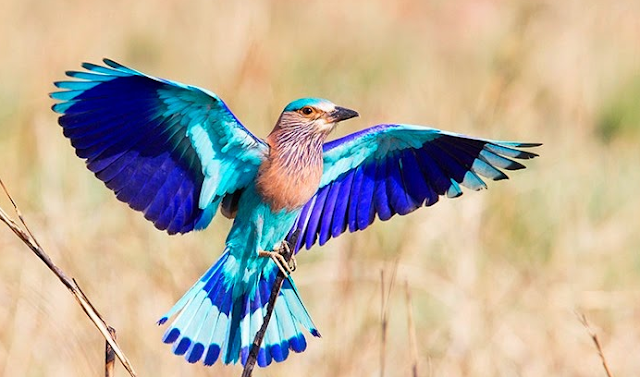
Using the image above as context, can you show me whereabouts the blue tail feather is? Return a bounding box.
[160,249,320,366]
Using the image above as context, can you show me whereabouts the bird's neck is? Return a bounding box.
[267,128,325,170]
[256,128,325,212]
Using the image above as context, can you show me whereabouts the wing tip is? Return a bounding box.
[80,61,99,71]
[64,70,80,78]
[491,142,541,160]
[102,57,120,68]
[79,59,129,76]
[446,190,463,199]
[516,149,540,160]
[518,142,543,148]
[50,101,73,114]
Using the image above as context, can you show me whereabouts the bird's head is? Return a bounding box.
[275,97,359,136]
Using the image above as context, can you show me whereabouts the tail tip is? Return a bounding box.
[187,343,206,363]
[162,328,181,344]
[173,337,192,355]
[203,345,221,366]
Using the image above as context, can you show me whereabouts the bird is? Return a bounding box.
[50,59,540,368]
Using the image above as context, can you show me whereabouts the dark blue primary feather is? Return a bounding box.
[288,124,540,252]
[50,59,267,234]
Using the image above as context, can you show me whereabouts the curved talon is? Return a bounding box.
[289,254,297,272]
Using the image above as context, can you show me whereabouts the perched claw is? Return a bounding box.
[258,240,297,277]
[279,241,297,272]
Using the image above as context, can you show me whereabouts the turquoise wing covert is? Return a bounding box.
[51,59,267,234]
[288,124,540,251]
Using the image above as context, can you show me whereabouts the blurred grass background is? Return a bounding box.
[1,0,640,376]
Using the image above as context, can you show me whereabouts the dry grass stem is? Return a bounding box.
[404,280,419,377]
[380,270,386,377]
[380,262,399,377]
[576,312,614,377]
[241,230,301,377]
[106,326,117,377]
[0,178,137,377]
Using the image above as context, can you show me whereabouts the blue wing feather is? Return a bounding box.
[412,147,450,196]
[400,149,436,207]
[51,59,267,234]
[356,161,377,231]
[330,171,354,237]
[423,143,468,186]
[319,180,341,246]
[432,140,488,191]
[373,158,393,221]
[388,154,417,215]
[288,124,540,252]
[304,185,329,249]
[347,165,365,232]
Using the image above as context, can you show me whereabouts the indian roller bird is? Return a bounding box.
[50,59,540,367]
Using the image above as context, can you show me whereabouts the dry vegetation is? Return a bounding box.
[1,0,640,376]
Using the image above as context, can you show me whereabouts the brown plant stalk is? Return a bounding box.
[576,312,614,377]
[379,261,399,377]
[404,280,419,377]
[0,178,137,377]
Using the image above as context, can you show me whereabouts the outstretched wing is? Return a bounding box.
[288,124,540,251]
[51,59,267,234]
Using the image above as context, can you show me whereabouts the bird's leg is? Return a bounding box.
[258,240,297,276]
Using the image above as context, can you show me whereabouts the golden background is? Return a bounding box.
[1,0,639,376]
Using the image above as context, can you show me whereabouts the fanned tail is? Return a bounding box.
[158,249,320,367]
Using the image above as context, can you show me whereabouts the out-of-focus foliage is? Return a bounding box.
[597,75,640,143]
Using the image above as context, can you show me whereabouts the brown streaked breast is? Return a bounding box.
[256,152,323,212]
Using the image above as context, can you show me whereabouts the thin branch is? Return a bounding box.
[0,179,41,248]
[106,326,117,377]
[576,312,614,377]
[241,230,301,377]
[0,178,137,377]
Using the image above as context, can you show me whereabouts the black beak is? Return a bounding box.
[328,106,359,123]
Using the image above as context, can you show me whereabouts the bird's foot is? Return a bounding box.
[259,241,296,277]
[278,240,297,272]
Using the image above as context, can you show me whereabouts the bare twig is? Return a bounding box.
[576,312,614,377]
[241,230,301,377]
[404,280,419,377]
[0,178,137,377]
[106,326,117,377]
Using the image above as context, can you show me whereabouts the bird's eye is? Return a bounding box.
[301,106,314,115]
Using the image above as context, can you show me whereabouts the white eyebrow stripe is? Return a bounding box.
[315,101,336,113]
